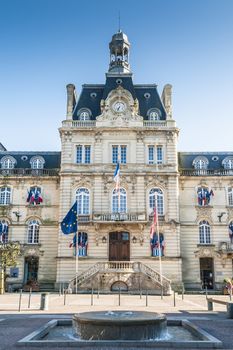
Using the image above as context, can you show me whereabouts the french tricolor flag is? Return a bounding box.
[114,162,120,191]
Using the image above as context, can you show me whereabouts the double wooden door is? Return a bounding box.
[109,232,130,261]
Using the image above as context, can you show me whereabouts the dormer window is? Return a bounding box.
[77,108,91,121]
[193,156,209,170]
[30,156,45,169]
[147,108,161,121]
[222,157,233,170]
[0,156,16,169]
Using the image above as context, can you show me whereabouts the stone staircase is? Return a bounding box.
[68,261,171,295]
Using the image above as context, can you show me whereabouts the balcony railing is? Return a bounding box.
[62,120,96,128]
[0,168,59,177]
[180,169,233,176]
[143,121,167,127]
[218,241,233,253]
[93,212,146,222]
[78,215,91,223]
[62,120,168,128]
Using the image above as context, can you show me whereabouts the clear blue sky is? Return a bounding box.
[0,0,233,151]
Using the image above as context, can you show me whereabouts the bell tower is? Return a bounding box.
[108,30,131,74]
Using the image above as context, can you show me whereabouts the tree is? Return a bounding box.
[0,241,21,294]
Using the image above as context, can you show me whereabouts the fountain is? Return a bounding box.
[18,310,223,348]
[73,310,167,340]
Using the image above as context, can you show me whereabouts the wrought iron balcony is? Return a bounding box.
[93,212,147,222]
[180,169,233,176]
[0,168,59,177]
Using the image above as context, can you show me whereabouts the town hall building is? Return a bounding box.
[1,31,233,293]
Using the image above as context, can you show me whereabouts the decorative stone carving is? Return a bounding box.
[96,86,143,128]
[195,245,227,267]
[227,207,233,222]
[195,205,213,223]
[22,244,44,257]
[94,131,102,142]
[63,131,72,142]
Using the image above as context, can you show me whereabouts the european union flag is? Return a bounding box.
[60,201,78,235]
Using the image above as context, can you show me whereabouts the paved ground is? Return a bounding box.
[0,293,232,349]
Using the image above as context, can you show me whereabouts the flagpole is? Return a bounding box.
[75,201,78,294]
[155,195,163,287]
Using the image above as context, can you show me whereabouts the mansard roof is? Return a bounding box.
[179,152,233,170]
[72,75,167,120]
[0,151,61,169]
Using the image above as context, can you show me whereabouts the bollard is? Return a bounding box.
[91,286,94,306]
[118,287,121,306]
[207,299,213,311]
[205,286,208,299]
[40,292,49,310]
[173,290,176,307]
[161,286,163,300]
[59,283,61,296]
[28,288,32,309]
[18,289,23,312]
[63,289,67,306]
[146,290,148,307]
[227,302,233,318]
[182,284,184,300]
[140,288,142,299]
[230,289,232,301]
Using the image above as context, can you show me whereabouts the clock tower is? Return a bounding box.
[108,30,131,74]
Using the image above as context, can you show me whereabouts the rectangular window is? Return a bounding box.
[121,146,127,164]
[112,146,119,164]
[157,146,163,164]
[84,146,91,164]
[112,145,127,164]
[76,145,91,164]
[76,146,82,164]
[148,146,154,164]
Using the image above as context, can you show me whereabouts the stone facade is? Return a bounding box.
[0,31,232,292]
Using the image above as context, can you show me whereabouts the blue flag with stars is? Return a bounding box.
[60,201,78,235]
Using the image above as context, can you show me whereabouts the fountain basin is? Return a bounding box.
[73,311,166,340]
[18,318,223,348]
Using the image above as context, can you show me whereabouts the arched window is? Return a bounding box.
[0,187,11,205]
[30,156,45,169]
[149,188,164,215]
[1,156,16,169]
[150,233,165,257]
[0,219,9,243]
[112,188,127,213]
[77,108,91,121]
[228,188,233,206]
[193,156,209,170]
[223,157,233,170]
[199,220,211,244]
[76,188,90,214]
[27,220,40,244]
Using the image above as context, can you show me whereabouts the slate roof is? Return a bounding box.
[72,75,167,120]
[0,151,61,169]
[179,152,233,170]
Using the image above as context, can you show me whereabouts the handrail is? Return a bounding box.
[68,261,171,291]
[180,169,233,176]
[0,168,59,176]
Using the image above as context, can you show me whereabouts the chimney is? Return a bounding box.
[162,84,172,119]
[66,84,76,120]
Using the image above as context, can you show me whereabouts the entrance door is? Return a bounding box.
[24,256,39,284]
[200,257,214,289]
[109,232,130,261]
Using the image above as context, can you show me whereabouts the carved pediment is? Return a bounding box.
[195,205,213,223]
[96,86,143,128]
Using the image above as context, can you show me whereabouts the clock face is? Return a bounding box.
[113,101,126,113]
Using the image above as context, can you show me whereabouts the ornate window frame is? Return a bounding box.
[76,188,90,215]
[192,156,209,170]
[0,156,16,169]
[30,156,45,169]
[222,157,233,170]
[0,187,11,205]
[27,219,40,244]
[149,188,164,215]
